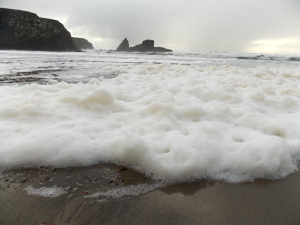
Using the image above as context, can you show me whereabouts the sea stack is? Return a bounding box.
[0,8,78,51]
[116,38,172,52]
[116,38,130,51]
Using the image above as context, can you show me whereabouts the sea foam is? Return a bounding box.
[1,63,300,182]
[25,185,68,198]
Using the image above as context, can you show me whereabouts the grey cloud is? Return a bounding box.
[1,0,300,53]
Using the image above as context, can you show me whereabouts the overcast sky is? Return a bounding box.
[2,0,300,54]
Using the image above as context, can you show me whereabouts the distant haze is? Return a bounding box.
[1,0,300,54]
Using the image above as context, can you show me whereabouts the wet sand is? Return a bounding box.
[1,164,300,225]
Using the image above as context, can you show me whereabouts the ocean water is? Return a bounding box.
[1,49,300,183]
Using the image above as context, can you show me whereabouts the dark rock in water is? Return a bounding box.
[116,38,130,51]
[0,8,78,51]
[129,39,172,52]
[116,38,172,52]
[138,39,154,49]
[130,39,154,52]
[72,37,94,49]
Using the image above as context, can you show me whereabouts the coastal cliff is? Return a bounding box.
[72,37,94,49]
[0,8,78,51]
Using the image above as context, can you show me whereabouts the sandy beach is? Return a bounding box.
[1,164,300,225]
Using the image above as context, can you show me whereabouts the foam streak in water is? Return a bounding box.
[25,185,68,198]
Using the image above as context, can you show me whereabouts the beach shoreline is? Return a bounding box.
[1,164,300,225]
[1,50,300,224]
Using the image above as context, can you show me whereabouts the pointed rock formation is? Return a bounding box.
[0,8,78,51]
[116,38,130,51]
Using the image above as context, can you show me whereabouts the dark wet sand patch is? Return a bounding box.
[1,164,300,225]
[0,69,64,85]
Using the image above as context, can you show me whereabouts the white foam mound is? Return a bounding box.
[1,63,300,182]
[25,185,68,198]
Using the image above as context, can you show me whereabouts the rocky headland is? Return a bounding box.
[72,37,94,50]
[0,8,78,51]
[116,38,172,52]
